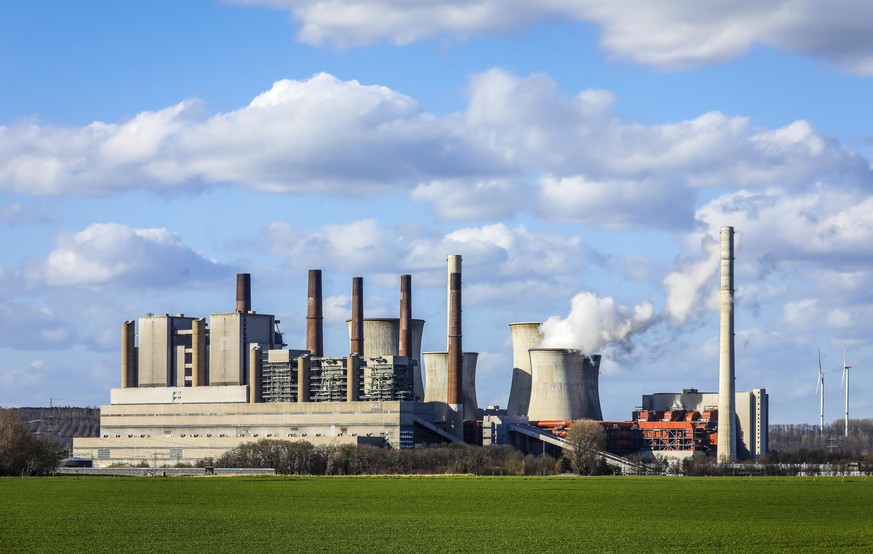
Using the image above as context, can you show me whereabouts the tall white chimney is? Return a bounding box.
[717,226,737,461]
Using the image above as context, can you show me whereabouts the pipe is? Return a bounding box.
[306,269,324,358]
[236,273,251,313]
[350,277,364,355]
[121,321,136,388]
[346,354,360,402]
[249,346,261,403]
[717,226,736,462]
[399,274,412,357]
[297,355,310,402]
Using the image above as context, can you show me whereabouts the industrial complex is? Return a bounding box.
[73,227,768,469]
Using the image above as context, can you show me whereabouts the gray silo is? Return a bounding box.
[527,348,602,422]
[506,322,543,417]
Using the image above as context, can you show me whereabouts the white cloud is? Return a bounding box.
[1,71,868,230]
[264,219,587,301]
[35,223,228,287]
[411,179,530,220]
[234,0,873,74]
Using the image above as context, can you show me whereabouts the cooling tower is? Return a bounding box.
[462,352,479,421]
[346,318,425,399]
[506,322,543,417]
[423,352,447,407]
[423,351,478,420]
[527,348,602,422]
[718,226,737,461]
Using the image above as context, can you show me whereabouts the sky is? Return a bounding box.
[2,0,873,425]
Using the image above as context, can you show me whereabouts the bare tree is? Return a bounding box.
[0,409,65,476]
[564,419,606,476]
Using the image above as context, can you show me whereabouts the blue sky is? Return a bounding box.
[2,1,872,425]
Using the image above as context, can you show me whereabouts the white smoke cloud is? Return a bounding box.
[661,233,721,324]
[539,291,656,354]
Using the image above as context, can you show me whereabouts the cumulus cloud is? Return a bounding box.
[33,223,229,288]
[410,179,530,220]
[234,0,873,74]
[1,71,868,228]
[539,291,657,353]
[264,219,587,298]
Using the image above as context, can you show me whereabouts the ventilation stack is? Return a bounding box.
[506,322,543,417]
[236,273,252,313]
[306,269,324,358]
[527,348,602,422]
[718,226,737,461]
[350,277,364,355]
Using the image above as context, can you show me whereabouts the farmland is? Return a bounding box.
[1,476,870,553]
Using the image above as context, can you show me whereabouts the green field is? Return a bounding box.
[1,476,870,553]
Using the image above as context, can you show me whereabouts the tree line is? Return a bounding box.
[206,420,612,476]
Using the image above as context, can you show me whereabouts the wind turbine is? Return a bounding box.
[816,349,826,435]
[841,347,852,437]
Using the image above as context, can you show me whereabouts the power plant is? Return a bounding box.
[74,232,768,468]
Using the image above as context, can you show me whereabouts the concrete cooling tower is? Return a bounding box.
[506,322,543,417]
[527,348,602,422]
[347,318,425,399]
[423,351,479,421]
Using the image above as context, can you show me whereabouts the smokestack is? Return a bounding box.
[121,321,136,388]
[447,270,463,434]
[236,273,251,313]
[399,275,412,357]
[447,255,462,349]
[718,226,737,461]
[350,277,364,355]
[306,269,324,358]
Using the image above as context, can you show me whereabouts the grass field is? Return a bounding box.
[1,476,871,553]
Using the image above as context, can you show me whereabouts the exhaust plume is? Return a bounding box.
[539,292,655,353]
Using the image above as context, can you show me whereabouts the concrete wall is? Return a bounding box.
[73,400,422,466]
[110,386,248,405]
[209,313,277,386]
[138,316,195,387]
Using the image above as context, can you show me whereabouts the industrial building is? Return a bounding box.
[75,226,768,468]
[75,263,473,466]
